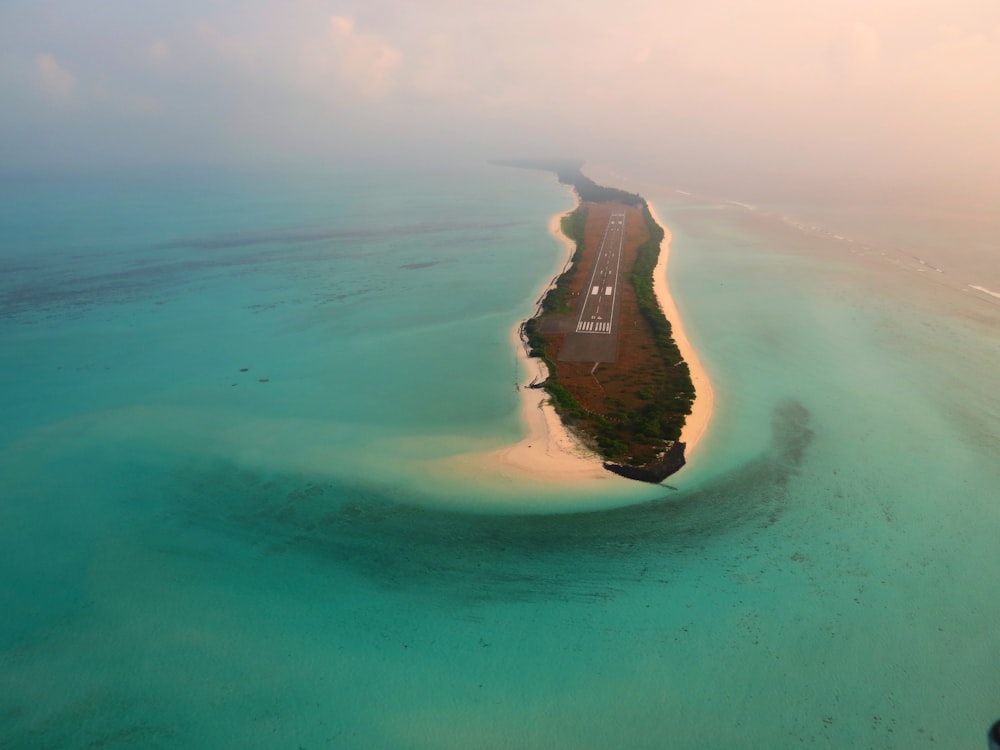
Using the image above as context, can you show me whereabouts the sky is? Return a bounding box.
[2,0,999,198]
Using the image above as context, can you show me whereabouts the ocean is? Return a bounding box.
[1,162,998,748]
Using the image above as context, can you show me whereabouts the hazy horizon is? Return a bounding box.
[2,1,1000,203]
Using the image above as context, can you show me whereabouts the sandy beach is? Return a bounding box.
[432,196,616,487]
[646,201,715,458]
[438,183,713,487]
[493,207,605,480]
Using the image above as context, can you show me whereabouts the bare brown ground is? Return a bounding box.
[540,202,686,462]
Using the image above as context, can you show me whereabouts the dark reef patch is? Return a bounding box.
[164,219,522,251]
[0,219,514,321]
[165,400,813,602]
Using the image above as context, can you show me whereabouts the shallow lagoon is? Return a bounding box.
[1,165,998,747]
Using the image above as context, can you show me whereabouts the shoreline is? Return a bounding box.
[646,200,714,459]
[485,200,611,482]
[428,187,618,488]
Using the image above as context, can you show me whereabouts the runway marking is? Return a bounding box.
[575,212,626,335]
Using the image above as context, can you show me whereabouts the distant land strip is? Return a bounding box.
[493,158,695,483]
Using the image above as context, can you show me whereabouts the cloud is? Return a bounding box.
[34,53,76,101]
[194,21,255,68]
[407,34,472,99]
[327,15,402,99]
[123,94,161,115]
[4,0,999,189]
[148,40,171,67]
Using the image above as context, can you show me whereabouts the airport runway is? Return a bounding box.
[558,211,626,363]
[575,212,624,334]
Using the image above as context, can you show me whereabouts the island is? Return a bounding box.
[494,158,697,483]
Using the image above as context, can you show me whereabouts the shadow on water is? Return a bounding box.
[171,401,813,602]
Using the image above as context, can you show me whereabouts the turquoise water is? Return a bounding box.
[1,165,998,747]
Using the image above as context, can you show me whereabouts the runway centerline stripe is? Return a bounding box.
[575,212,626,335]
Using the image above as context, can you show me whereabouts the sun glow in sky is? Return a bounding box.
[2,0,999,197]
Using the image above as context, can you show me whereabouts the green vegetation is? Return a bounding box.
[631,205,690,373]
[560,207,587,243]
[609,204,695,447]
[522,317,582,417]
[490,157,644,206]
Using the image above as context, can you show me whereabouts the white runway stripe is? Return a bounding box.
[574,320,617,333]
